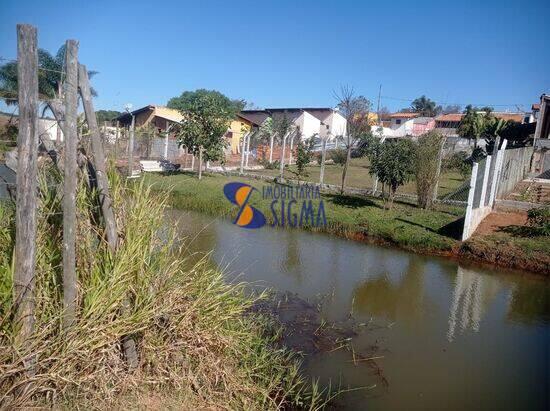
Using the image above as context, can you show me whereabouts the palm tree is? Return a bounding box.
[0,44,97,105]
[411,95,438,117]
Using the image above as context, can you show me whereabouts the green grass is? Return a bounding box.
[143,171,465,253]
[248,157,466,198]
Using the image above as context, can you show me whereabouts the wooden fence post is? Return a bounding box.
[13,24,39,359]
[78,64,118,250]
[78,63,138,369]
[62,40,79,330]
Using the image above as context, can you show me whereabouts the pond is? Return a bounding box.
[166,209,549,411]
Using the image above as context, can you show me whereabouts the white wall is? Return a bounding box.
[39,118,59,141]
[295,111,321,140]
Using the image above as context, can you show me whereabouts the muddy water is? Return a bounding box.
[166,209,549,411]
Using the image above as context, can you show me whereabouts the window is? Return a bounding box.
[396,119,402,125]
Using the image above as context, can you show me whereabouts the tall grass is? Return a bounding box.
[0,165,318,409]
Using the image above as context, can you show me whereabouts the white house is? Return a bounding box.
[306,108,347,140]
[268,108,321,140]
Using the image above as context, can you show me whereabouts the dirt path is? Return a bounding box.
[474,211,527,236]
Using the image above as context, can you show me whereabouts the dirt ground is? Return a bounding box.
[474,211,527,235]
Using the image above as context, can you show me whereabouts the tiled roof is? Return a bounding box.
[435,113,463,122]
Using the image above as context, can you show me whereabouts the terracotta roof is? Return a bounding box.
[389,112,420,119]
[435,113,463,122]
[435,112,524,123]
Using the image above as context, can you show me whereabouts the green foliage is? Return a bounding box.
[413,131,443,209]
[0,45,97,105]
[443,151,471,179]
[168,89,240,162]
[457,105,510,149]
[369,139,415,208]
[527,206,550,236]
[295,137,315,176]
[95,110,121,124]
[353,132,377,158]
[259,158,280,170]
[411,95,439,117]
[329,149,348,166]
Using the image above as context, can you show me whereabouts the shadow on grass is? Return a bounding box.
[498,225,540,238]
[395,217,464,240]
[325,193,382,209]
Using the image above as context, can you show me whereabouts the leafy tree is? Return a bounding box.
[413,131,444,209]
[329,149,348,166]
[442,104,462,114]
[0,44,97,105]
[295,137,315,176]
[95,110,122,124]
[369,138,415,209]
[411,95,439,117]
[334,86,372,193]
[168,89,240,179]
[458,105,490,148]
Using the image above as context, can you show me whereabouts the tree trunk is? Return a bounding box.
[198,146,203,180]
[269,134,274,163]
[340,144,352,193]
[62,40,79,330]
[13,24,38,365]
[319,138,327,185]
[279,133,287,180]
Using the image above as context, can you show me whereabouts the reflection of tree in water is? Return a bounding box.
[352,258,430,325]
[507,281,550,324]
[447,266,502,341]
[281,232,302,282]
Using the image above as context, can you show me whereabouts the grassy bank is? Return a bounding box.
[248,157,466,198]
[143,171,464,253]
[143,171,550,275]
[0,171,320,409]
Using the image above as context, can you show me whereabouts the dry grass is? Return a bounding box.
[0,166,320,410]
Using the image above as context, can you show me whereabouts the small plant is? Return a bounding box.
[329,149,347,166]
[259,158,280,170]
[527,206,550,236]
[295,137,315,176]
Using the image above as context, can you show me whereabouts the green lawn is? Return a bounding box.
[247,157,466,198]
[143,171,465,253]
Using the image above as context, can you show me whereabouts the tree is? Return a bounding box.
[413,131,444,209]
[458,105,494,148]
[442,104,462,114]
[95,110,121,124]
[168,89,240,179]
[0,44,98,104]
[334,86,372,193]
[411,95,439,117]
[369,138,415,209]
[295,137,315,176]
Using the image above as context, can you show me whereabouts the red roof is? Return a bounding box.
[435,113,463,122]
[435,112,524,123]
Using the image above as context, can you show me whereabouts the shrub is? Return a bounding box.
[295,137,314,176]
[259,158,280,170]
[443,151,471,179]
[527,206,550,236]
[413,131,443,209]
[329,149,347,166]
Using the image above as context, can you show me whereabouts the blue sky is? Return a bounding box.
[1,0,549,113]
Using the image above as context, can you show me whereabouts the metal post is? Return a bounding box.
[128,113,135,176]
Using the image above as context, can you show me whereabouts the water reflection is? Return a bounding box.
[167,209,550,410]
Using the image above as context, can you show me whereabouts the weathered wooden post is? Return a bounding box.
[13,24,38,355]
[78,64,138,369]
[62,40,79,330]
[128,114,135,177]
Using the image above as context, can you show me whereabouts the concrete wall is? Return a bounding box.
[496,146,533,198]
[295,111,321,140]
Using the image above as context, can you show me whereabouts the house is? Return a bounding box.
[301,108,347,140]
[434,112,527,137]
[266,108,321,140]
[225,115,255,154]
[116,105,183,132]
[388,112,420,129]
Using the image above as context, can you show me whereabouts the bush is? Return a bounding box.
[295,138,314,176]
[527,206,550,236]
[259,158,280,170]
[329,149,347,166]
[414,131,443,209]
[443,151,471,179]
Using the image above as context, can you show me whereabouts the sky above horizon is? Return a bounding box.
[1,0,549,114]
